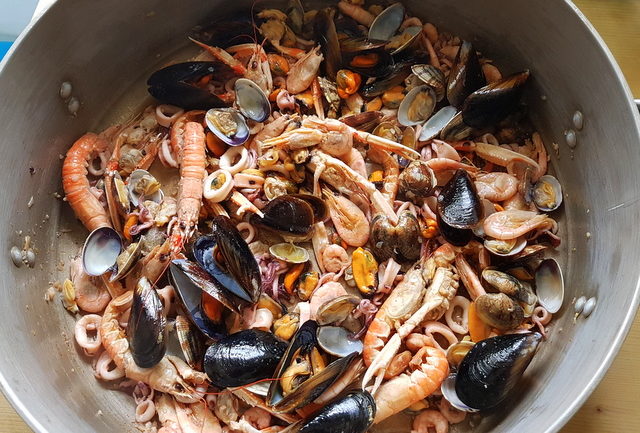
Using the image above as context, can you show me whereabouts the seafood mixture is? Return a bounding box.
[58,1,565,432]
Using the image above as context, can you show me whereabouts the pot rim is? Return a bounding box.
[0,1,639,432]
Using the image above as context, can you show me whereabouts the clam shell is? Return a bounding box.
[206,108,249,146]
[419,105,458,141]
[532,174,563,212]
[483,237,527,257]
[269,243,309,264]
[411,64,445,101]
[390,26,421,55]
[110,239,144,281]
[316,295,360,326]
[535,258,564,314]
[128,169,163,207]
[398,85,436,127]
[234,78,271,123]
[368,2,405,42]
[82,226,122,276]
[317,325,363,357]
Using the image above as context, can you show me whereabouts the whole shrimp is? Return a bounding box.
[362,244,458,393]
[368,147,400,205]
[170,122,206,253]
[62,133,112,231]
[483,210,555,240]
[474,172,519,202]
[69,256,111,313]
[373,345,449,423]
[323,189,370,247]
[100,290,208,399]
[337,1,375,26]
[287,46,323,94]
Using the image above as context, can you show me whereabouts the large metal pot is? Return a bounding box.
[0,0,638,432]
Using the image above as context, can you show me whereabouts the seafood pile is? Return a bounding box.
[59,1,565,432]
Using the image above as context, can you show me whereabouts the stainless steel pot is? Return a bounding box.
[0,0,639,432]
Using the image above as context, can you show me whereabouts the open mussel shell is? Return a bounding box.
[269,243,309,264]
[314,8,342,80]
[462,70,530,128]
[147,61,226,110]
[206,108,250,146]
[368,2,405,41]
[412,64,445,101]
[168,262,231,339]
[251,195,317,239]
[175,314,205,370]
[361,61,412,97]
[447,333,542,411]
[204,329,287,388]
[127,277,166,368]
[110,239,143,281]
[397,85,436,127]
[483,237,527,257]
[291,390,376,433]
[317,325,363,357]
[267,320,358,413]
[234,78,271,123]
[535,258,564,314]
[532,175,563,212]
[339,37,387,54]
[447,41,486,108]
[437,169,482,229]
[212,215,261,301]
[82,226,123,276]
[419,105,458,141]
[128,169,163,207]
[316,295,360,326]
[440,111,474,141]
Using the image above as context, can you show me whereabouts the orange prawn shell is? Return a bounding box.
[62,133,112,231]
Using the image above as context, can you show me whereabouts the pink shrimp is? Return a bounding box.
[337,1,375,26]
[475,172,519,202]
[483,210,554,240]
[454,254,486,300]
[69,257,111,313]
[322,244,351,273]
[287,46,324,94]
[323,189,370,247]
[425,158,479,172]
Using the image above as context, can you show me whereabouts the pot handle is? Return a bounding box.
[636,99,640,111]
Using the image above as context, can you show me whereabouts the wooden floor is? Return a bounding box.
[1,0,639,431]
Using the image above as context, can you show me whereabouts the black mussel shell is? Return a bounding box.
[127,277,166,368]
[456,333,542,411]
[267,321,358,413]
[437,169,482,229]
[296,391,376,433]
[339,37,388,54]
[168,262,231,340]
[437,213,472,247]
[251,195,316,238]
[170,260,250,314]
[207,215,261,303]
[204,329,287,388]
[289,194,329,222]
[147,62,226,110]
[447,41,486,108]
[462,71,531,128]
[334,16,366,38]
[361,62,412,97]
[314,8,342,80]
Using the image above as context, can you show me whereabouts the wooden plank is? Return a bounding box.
[1,1,639,432]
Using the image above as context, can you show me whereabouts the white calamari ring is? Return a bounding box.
[423,321,459,351]
[155,105,184,128]
[203,169,234,202]
[220,146,249,175]
[445,296,471,335]
[135,400,156,423]
[233,172,265,189]
[74,314,103,355]
[95,350,125,381]
[236,222,255,244]
[160,138,179,168]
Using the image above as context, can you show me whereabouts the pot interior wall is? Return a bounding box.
[0,1,638,432]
